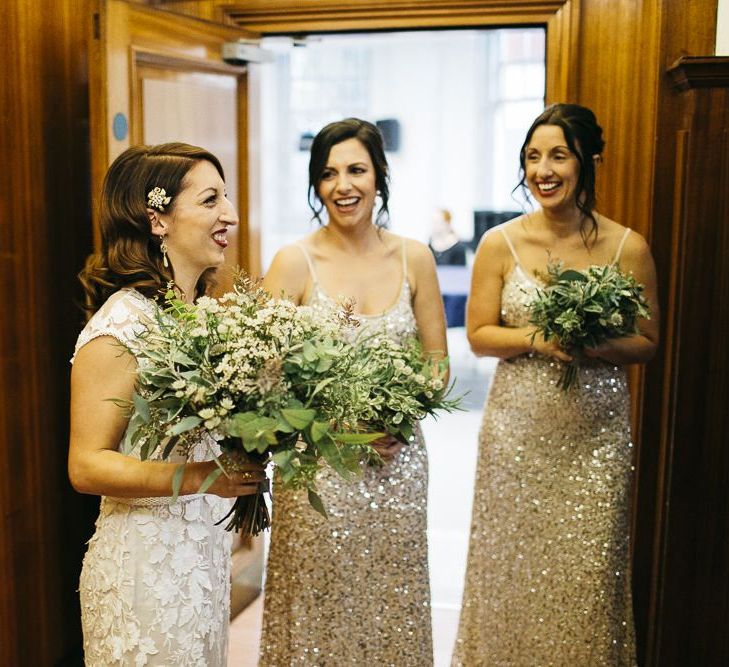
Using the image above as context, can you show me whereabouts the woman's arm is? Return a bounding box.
[262,244,310,305]
[466,231,572,361]
[409,239,449,366]
[68,336,264,498]
[583,232,660,365]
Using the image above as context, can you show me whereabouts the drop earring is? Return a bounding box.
[160,234,169,268]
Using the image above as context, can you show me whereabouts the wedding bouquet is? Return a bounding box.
[528,261,650,390]
[120,275,380,534]
[344,334,460,448]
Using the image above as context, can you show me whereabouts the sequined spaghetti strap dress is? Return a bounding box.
[452,226,637,666]
[260,241,433,666]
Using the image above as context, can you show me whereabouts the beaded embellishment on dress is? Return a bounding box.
[259,241,433,666]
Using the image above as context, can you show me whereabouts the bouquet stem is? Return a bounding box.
[557,349,585,391]
[216,478,271,534]
[215,443,271,535]
[557,360,580,390]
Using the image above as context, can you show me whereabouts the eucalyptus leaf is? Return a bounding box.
[334,432,384,444]
[161,436,179,459]
[171,464,186,502]
[272,449,296,467]
[303,341,318,362]
[278,463,298,484]
[168,416,202,435]
[307,376,336,402]
[307,488,328,519]
[310,420,330,443]
[197,467,223,494]
[281,407,316,429]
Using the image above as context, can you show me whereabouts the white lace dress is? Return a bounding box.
[73,289,234,667]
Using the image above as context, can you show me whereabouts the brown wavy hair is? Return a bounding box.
[79,142,225,318]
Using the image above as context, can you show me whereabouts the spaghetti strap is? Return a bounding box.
[296,244,318,282]
[401,237,408,277]
[612,228,631,265]
[499,226,522,266]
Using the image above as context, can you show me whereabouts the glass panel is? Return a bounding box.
[259,28,545,269]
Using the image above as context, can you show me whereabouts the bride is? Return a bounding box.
[69,142,266,666]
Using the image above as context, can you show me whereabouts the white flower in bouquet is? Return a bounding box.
[117,275,382,534]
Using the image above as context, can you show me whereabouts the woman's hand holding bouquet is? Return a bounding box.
[528,261,651,390]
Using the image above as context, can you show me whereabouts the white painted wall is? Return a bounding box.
[718,0,729,55]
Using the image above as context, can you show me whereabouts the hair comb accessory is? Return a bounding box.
[147,187,171,212]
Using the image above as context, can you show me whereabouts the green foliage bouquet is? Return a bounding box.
[528,261,650,390]
[121,276,380,534]
[343,334,461,448]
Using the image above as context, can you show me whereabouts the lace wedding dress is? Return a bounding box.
[73,288,233,667]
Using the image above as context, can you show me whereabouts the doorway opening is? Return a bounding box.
[243,26,546,665]
[258,27,545,265]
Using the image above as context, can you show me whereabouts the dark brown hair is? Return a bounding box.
[308,118,390,226]
[79,142,225,317]
[517,103,605,245]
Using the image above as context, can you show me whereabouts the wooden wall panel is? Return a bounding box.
[0,0,98,664]
[573,0,661,240]
[633,0,720,660]
[640,63,729,664]
[1,0,726,662]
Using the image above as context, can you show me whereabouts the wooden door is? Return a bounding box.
[89,0,264,616]
[90,0,261,278]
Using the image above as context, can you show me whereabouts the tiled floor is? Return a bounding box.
[229,329,496,666]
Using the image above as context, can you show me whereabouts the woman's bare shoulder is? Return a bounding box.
[475,219,522,258]
[264,242,312,296]
[597,216,649,251]
[269,242,308,269]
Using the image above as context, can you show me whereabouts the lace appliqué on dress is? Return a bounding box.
[74,289,233,667]
[72,288,157,362]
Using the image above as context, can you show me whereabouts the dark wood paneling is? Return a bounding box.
[633,1,722,659]
[0,0,98,664]
[642,72,729,665]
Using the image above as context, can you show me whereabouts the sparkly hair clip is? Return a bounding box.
[147,187,172,212]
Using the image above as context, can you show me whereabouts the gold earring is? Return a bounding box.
[160,235,169,268]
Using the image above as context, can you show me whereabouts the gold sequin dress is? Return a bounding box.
[452,228,637,666]
[259,243,433,666]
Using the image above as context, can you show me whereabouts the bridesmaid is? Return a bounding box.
[260,118,447,665]
[452,104,659,665]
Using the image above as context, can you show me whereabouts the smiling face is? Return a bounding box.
[316,138,377,229]
[151,159,238,283]
[524,124,581,214]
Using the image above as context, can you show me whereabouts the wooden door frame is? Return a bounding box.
[217,0,580,286]
[89,0,261,273]
[218,0,579,105]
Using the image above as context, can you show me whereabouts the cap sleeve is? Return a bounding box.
[71,289,157,363]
